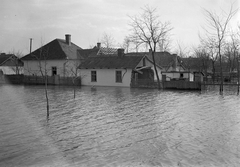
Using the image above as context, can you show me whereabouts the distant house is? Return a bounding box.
[77,42,118,59]
[144,51,195,81]
[214,62,237,82]
[182,57,212,73]
[182,57,212,81]
[162,71,194,81]
[146,51,185,72]
[78,49,162,87]
[0,53,23,75]
[21,34,82,77]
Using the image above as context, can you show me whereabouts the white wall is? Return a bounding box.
[80,69,133,87]
[163,72,194,81]
[23,59,80,77]
[167,65,185,72]
[0,66,24,75]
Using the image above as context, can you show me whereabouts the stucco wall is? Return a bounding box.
[80,69,133,87]
[0,66,24,75]
[23,60,80,77]
[162,72,194,81]
[167,66,185,72]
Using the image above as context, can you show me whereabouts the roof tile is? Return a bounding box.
[21,39,82,60]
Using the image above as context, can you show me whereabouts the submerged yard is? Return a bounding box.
[0,85,240,166]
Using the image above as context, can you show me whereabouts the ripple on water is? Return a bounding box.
[1,85,240,166]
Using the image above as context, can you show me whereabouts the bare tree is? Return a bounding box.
[129,6,173,89]
[198,36,219,82]
[122,36,131,53]
[158,36,171,52]
[202,4,238,94]
[64,60,81,98]
[193,47,211,80]
[225,31,239,72]
[29,39,50,120]
[101,32,115,48]
[175,41,190,58]
[38,45,50,119]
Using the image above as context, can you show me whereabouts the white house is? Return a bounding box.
[79,49,162,87]
[0,53,24,75]
[21,34,82,78]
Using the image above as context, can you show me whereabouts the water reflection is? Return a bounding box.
[0,85,240,166]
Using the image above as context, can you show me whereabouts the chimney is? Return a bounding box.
[65,34,71,46]
[149,49,152,53]
[97,42,101,49]
[117,48,124,57]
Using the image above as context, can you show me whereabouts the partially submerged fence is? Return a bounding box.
[24,75,81,86]
[131,79,158,88]
[131,79,201,90]
[2,75,24,84]
[163,80,201,90]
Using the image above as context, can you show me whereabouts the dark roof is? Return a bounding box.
[126,51,183,69]
[181,57,212,72]
[79,56,144,69]
[77,46,119,59]
[77,48,99,59]
[21,39,82,60]
[0,53,12,65]
[0,53,23,66]
[146,52,180,68]
[97,47,118,55]
[214,62,232,73]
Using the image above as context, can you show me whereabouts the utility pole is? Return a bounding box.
[30,38,33,54]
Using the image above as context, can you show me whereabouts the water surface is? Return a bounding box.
[0,85,240,167]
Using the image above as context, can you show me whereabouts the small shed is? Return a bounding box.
[162,71,194,81]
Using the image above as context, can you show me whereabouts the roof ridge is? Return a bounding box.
[57,38,82,49]
[0,54,15,66]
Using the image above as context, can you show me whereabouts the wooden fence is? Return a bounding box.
[131,79,158,88]
[2,75,24,84]
[24,75,81,86]
[131,79,201,90]
[163,80,201,90]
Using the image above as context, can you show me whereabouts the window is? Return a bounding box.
[180,73,183,78]
[52,66,57,76]
[116,71,122,83]
[91,71,97,82]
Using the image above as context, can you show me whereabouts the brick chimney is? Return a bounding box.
[65,34,71,46]
[97,42,101,49]
[117,48,124,57]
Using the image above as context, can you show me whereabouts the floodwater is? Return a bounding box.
[0,85,240,167]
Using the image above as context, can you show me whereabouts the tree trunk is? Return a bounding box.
[238,56,239,95]
[73,79,76,99]
[151,51,161,89]
[45,76,49,119]
[212,61,215,83]
[219,52,223,95]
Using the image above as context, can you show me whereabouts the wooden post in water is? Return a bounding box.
[237,55,239,95]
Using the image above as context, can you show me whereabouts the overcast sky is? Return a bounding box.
[0,0,239,55]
